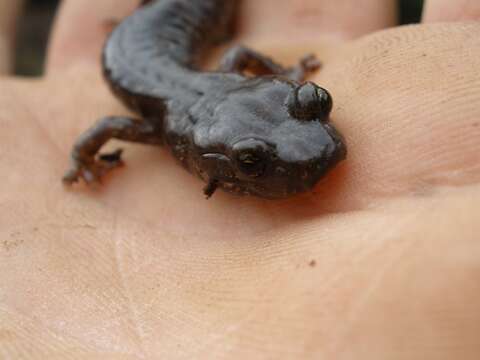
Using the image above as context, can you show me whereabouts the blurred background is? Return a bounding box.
[15,0,424,76]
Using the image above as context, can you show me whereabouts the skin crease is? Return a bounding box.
[1,0,480,358]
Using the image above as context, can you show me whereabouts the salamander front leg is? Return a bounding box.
[219,45,321,82]
[203,179,219,199]
[63,116,162,185]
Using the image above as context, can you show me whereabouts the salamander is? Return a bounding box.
[63,0,347,199]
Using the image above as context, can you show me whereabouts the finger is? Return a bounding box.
[47,0,398,73]
[423,0,480,22]
[46,0,137,73]
[0,0,24,74]
[239,0,397,45]
[309,22,480,210]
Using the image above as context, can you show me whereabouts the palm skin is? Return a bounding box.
[1,0,480,358]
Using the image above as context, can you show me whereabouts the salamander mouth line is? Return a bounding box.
[201,153,231,162]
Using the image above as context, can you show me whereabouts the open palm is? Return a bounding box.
[1,0,480,358]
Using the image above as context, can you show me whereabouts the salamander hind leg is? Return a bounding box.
[63,116,163,185]
[288,54,322,82]
[139,0,154,6]
[219,45,321,82]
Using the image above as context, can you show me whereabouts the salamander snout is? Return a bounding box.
[196,78,346,199]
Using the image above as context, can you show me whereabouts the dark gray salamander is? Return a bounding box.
[63,0,347,199]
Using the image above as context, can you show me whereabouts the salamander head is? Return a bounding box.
[194,78,347,199]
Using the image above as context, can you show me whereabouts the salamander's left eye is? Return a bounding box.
[236,151,266,177]
[287,82,333,122]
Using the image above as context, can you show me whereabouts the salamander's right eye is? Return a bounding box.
[236,150,266,178]
[232,139,269,178]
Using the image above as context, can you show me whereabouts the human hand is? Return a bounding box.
[1,0,479,358]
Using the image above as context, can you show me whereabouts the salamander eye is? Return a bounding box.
[236,151,266,177]
[287,82,333,122]
[232,139,269,178]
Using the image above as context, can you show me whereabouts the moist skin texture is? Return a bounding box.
[63,0,346,199]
